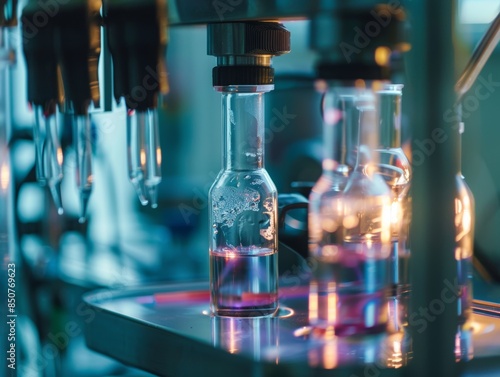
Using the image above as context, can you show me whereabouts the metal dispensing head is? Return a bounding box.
[55,0,102,221]
[22,1,59,111]
[105,0,169,110]
[309,2,408,81]
[22,1,64,213]
[105,0,169,208]
[207,22,290,87]
[55,0,102,115]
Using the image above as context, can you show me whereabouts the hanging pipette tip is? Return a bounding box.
[148,185,158,209]
[78,189,91,223]
[134,180,149,206]
[73,114,94,223]
[49,181,64,215]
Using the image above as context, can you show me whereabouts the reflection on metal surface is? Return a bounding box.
[307,331,412,370]
[82,283,500,376]
[456,325,474,362]
[212,315,279,362]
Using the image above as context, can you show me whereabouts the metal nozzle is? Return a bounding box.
[207,22,290,87]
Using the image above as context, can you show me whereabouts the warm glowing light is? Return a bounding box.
[343,214,359,229]
[226,252,237,260]
[393,340,402,354]
[396,42,412,52]
[322,158,337,171]
[314,79,328,93]
[156,147,162,165]
[229,319,238,354]
[375,46,392,66]
[0,163,9,190]
[391,201,402,224]
[462,210,472,233]
[324,109,343,126]
[455,198,463,226]
[57,148,64,165]
[140,149,146,166]
[322,219,338,233]
[309,282,318,323]
[381,201,392,244]
[327,283,337,324]
[354,79,366,89]
[322,245,339,258]
[322,341,338,369]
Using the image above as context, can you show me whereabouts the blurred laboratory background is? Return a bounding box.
[2,0,500,376]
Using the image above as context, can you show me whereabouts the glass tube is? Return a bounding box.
[209,85,278,317]
[73,114,93,222]
[126,108,162,208]
[33,105,64,214]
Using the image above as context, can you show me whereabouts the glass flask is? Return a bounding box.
[308,85,358,259]
[209,85,278,317]
[309,88,392,336]
[374,84,412,297]
[454,122,474,324]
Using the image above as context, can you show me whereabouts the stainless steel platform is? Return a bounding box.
[83,280,500,377]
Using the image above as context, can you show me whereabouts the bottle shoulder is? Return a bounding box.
[210,169,277,195]
[344,169,392,198]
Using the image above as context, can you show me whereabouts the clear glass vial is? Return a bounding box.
[209,85,278,317]
[309,88,392,335]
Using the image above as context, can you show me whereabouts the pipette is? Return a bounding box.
[106,0,168,208]
[73,113,93,223]
[52,0,101,222]
[143,109,162,208]
[33,105,64,214]
[127,109,162,207]
[127,109,148,205]
[22,2,64,214]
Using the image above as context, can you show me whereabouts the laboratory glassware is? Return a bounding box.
[106,0,168,208]
[309,88,393,335]
[209,85,278,317]
[375,84,412,297]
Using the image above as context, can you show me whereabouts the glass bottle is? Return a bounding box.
[209,85,278,317]
[310,89,393,335]
[308,86,357,259]
[308,84,357,328]
[375,84,412,297]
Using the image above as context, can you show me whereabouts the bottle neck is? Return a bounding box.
[221,89,267,171]
[378,87,402,149]
[355,105,378,169]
